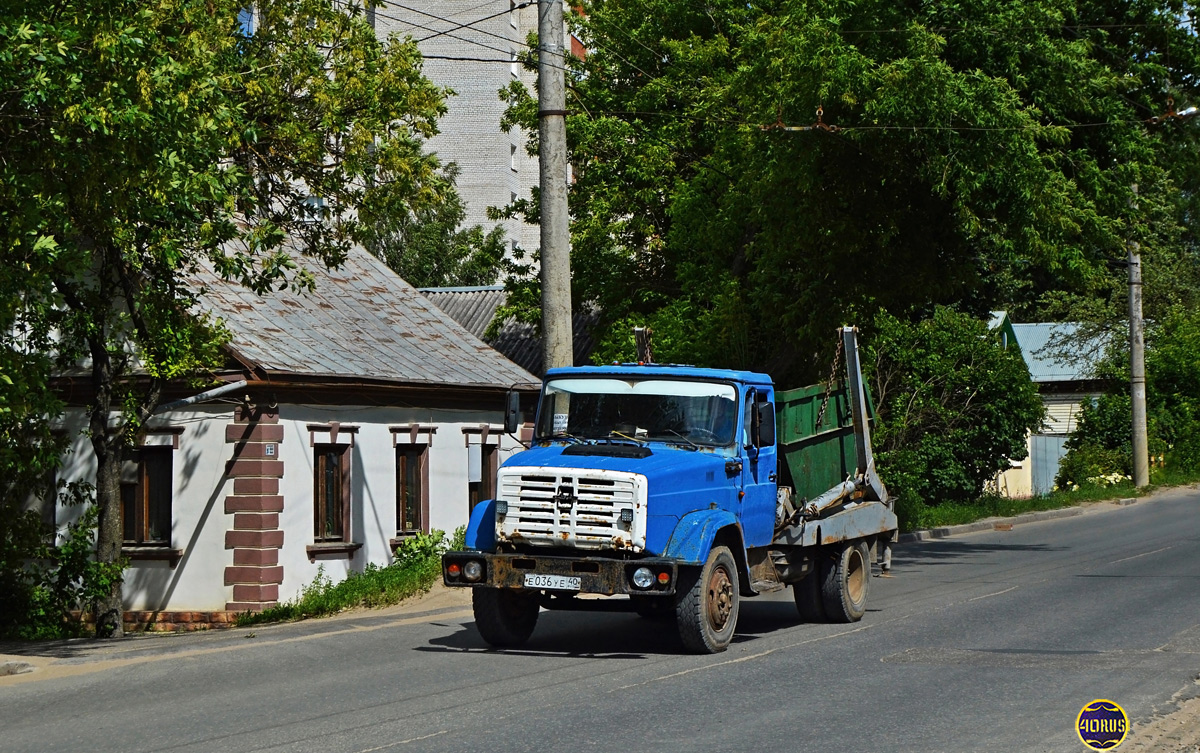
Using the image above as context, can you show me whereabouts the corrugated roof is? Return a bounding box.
[421,286,598,377]
[1011,322,1109,383]
[418,286,506,339]
[191,247,537,389]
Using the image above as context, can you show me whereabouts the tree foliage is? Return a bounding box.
[1059,305,1200,486]
[363,164,507,288]
[500,0,1200,383]
[865,308,1045,504]
[1,0,450,635]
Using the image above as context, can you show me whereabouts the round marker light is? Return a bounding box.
[632,567,655,589]
[447,562,461,578]
[463,560,483,582]
[657,571,670,585]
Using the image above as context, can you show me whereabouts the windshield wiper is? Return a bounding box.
[542,433,587,445]
[656,429,699,450]
[606,430,646,445]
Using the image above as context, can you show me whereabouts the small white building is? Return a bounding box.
[992,316,1110,498]
[55,249,536,629]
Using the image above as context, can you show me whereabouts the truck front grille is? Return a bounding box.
[496,468,647,551]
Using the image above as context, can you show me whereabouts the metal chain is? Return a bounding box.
[814,335,844,430]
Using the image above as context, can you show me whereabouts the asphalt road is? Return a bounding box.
[3,486,1200,753]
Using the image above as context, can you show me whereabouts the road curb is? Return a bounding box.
[897,504,1091,543]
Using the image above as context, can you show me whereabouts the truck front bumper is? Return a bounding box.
[442,551,678,597]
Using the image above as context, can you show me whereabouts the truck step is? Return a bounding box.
[750,579,787,593]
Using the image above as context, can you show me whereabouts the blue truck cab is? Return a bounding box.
[444,328,898,653]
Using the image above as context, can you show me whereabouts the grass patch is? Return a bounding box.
[897,466,1200,533]
[235,528,463,628]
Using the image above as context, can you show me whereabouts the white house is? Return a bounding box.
[991,315,1110,497]
[54,248,537,630]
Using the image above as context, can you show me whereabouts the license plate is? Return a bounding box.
[524,573,581,591]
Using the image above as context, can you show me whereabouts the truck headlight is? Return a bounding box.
[463,561,483,582]
[632,567,655,589]
[620,508,634,523]
[495,500,508,516]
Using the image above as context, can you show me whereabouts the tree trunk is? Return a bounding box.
[91,431,124,638]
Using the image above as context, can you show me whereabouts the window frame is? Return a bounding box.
[313,443,352,543]
[395,444,429,536]
[467,443,499,515]
[120,445,174,547]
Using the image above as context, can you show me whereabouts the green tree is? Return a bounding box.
[363,164,507,288]
[1059,304,1200,485]
[1,0,448,636]
[865,308,1045,504]
[500,0,1200,383]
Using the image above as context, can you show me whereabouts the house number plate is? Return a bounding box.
[524,573,581,591]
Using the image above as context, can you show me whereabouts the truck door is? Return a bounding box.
[740,388,778,547]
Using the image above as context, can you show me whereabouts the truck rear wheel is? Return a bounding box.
[821,541,870,623]
[472,587,540,647]
[676,545,739,653]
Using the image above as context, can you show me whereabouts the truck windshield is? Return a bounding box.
[535,378,738,448]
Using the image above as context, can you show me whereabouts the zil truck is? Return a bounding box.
[442,326,897,653]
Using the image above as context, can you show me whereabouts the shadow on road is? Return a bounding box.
[895,539,1063,569]
[417,595,823,658]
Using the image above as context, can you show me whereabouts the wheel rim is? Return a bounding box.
[846,549,866,603]
[706,564,735,631]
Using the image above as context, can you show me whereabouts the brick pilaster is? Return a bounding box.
[225,407,285,612]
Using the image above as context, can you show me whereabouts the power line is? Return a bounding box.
[417,2,534,43]
[371,5,521,60]
[378,1,528,50]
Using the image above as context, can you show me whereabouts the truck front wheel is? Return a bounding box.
[676,545,740,653]
[472,587,540,647]
[821,541,870,623]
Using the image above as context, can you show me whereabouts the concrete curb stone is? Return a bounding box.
[897,502,1103,544]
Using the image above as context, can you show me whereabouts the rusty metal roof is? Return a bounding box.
[191,248,537,389]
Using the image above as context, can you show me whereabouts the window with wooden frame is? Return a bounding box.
[120,446,173,546]
[396,445,428,535]
[467,444,498,515]
[314,444,351,542]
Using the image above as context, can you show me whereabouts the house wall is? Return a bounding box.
[55,401,525,618]
[992,391,1101,498]
[57,405,237,613]
[274,403,524,604]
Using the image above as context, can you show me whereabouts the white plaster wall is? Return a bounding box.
[993,433,1034,499]
[275,404,523,603]
[55,406,237,612]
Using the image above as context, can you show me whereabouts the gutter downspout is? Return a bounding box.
[154,380,249,414]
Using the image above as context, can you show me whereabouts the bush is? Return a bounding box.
[236,528,460,627]
[1,495,126,641]
[866,308,1045,505]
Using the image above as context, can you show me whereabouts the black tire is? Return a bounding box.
[631,595,674,620]
[675,545,740,653]
[793,566,827,622]
[821,541,870,623]
[472,587,540,647]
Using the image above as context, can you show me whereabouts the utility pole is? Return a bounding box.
[1128,184,1150,487]
[538,0,573,372]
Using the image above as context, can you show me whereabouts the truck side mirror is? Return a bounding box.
[504,390,521,434]
[755,402,776,447]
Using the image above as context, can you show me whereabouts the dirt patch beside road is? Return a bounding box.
[1124,686,1200,752]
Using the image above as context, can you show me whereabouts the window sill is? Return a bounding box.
[123,547,184,567]
[389,533,425,551]
[306,542,362,560]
